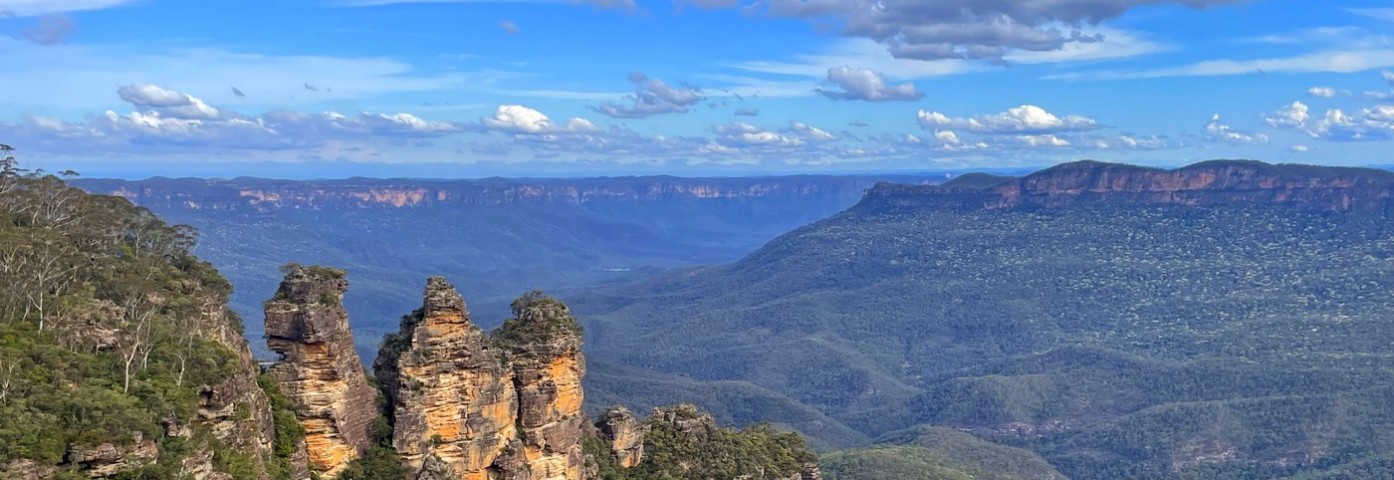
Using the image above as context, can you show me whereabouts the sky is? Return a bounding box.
[0,0,1392,178]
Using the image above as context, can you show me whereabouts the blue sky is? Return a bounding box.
[0,0,1392,178]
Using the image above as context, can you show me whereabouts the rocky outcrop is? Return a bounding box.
[494,292,588,480]
[597,407,645,469]
[179,290,281,480]
[866,160,1394,212]
[375,277,520,480]
[265,265,379,478]
[65,433,160,478]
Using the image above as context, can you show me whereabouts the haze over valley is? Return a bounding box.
[5,0,1394,478]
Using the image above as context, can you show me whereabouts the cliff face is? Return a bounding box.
[865,160,1394,212]
[598,407,645,469]
[265,266,380,478]
[374,277,520,480]
[495,293,588,480]
[76,176,898,212]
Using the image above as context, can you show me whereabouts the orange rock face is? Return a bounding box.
[375,277,520,480]
[378,282,593,480]
[265,266,380,478]
[868,160,1394,213]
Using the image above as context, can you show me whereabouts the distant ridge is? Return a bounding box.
[866,160,1394,212]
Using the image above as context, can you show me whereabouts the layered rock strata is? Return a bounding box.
[494,292,588,480]
[265,266,380,478]
[375,277,521,480]
[598,406,646,469]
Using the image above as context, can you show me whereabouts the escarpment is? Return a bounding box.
[374,277,521,480]
[265,265,380,478]
[865,160,1394,212]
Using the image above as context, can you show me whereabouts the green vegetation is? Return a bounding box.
[493,290,583,348]
[578,170,1394,479]
[585,404,819,480]
[338,372,406,480]
[822,447,975,480]
[0,148,269,477]
[258,374,306,480]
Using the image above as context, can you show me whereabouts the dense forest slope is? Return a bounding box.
[74,175,927,357]
[576,160,1394,479]
[0,153,285,478]
[0,150,824,479]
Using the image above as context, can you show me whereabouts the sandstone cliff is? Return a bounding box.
[865,160,1394,212]
[265,265,380,478]
[494,292,588,480]
[374,277,521,480]
[597,407,645,469]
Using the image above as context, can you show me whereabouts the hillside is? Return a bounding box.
[74,175,929,357]
[575,160,1394,478]
[0,153,826,479]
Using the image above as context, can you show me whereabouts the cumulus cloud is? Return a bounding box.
[3,84,462,153]
[480,104,596,134]
[817,66,923,101]
[790,122,835,141]
[1204,114,1268,144]
[117,84,225,120]
[1307,106,1394,141]
[712,122,802,147]
[1265,101,1310,128]
[1016,134,1071,147]
[917,105,1100,134]
[1307,87,1336,98]
[701,0,1237,62]
[593,73,704,119]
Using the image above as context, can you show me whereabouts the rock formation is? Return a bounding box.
[597,406,646,469]
[265,265,380,478]
[375,277,520,480]
[494,291,588,480]
[867,160,1394,212]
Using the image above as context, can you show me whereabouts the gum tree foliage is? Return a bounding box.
[0,145,292,477]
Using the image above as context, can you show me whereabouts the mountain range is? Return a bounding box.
[73,174,931,358]
[576,160,1394,478]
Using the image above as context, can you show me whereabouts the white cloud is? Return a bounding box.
[733,38,979,81]
[480,104,595,133]
[1291,145,1309,152]
[593,73,704,119]
[1265,101,1310,128]
[918,105,1100,134]
[1205,114,1267,144]
[790,122,835,141]
[817,66,923,101]
[1016,134,1071,147]
[0,40,483,111]
[1058,49,1394,80]
[1385,70,1394,85]
[117,84,224,120]
[1005,27,1170,64]
[1308,87,1336,98]
[1308,106,1394,141]
[1349,8,1394,22]
[1,84,465,155]
[0,0,135,16]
